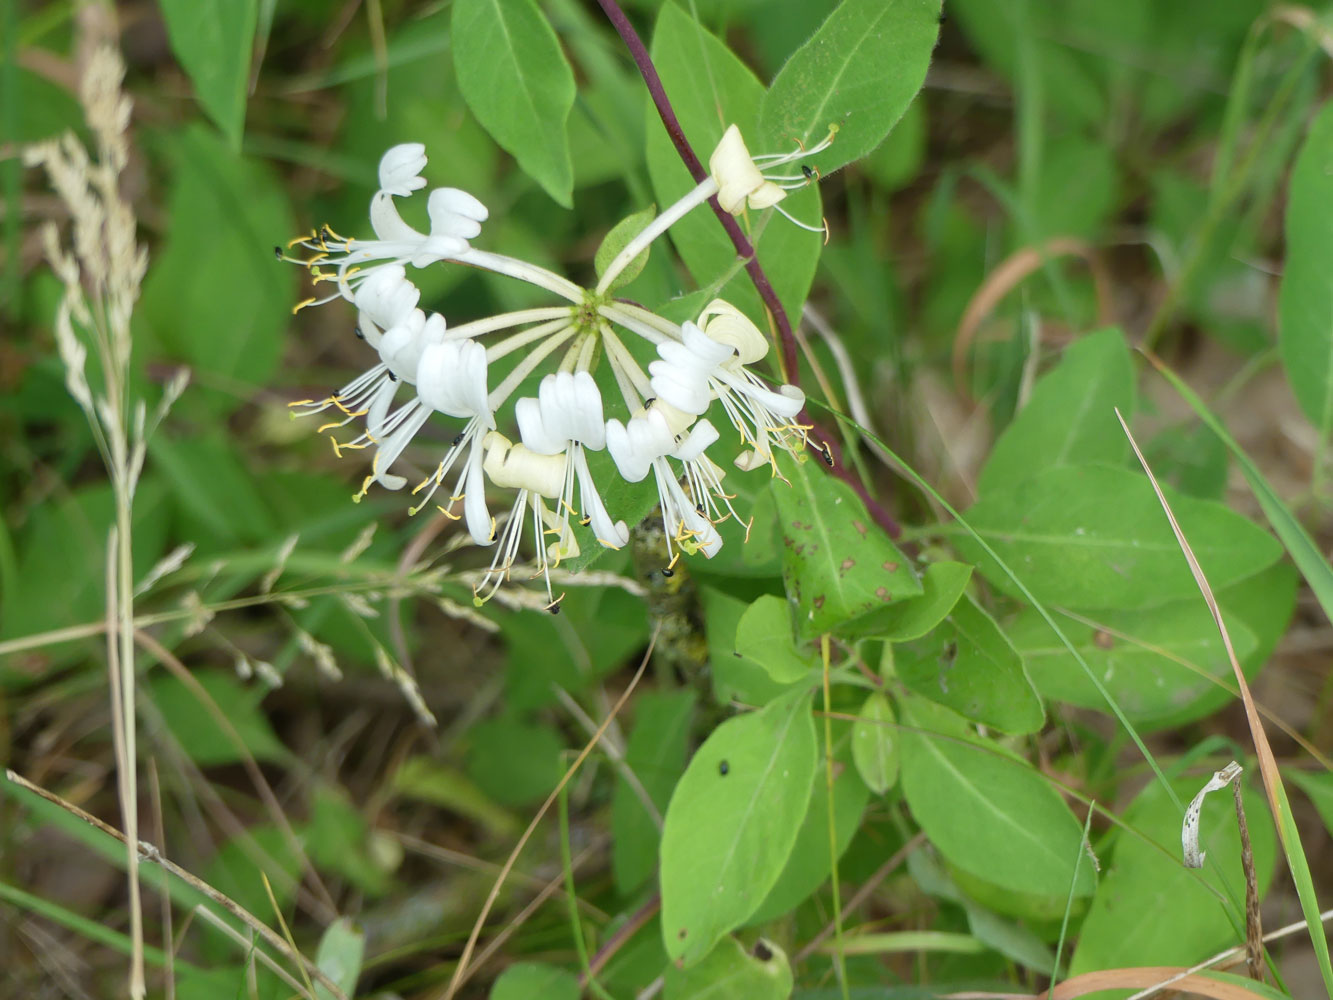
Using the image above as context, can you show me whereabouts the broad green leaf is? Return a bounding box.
[703,587,807,707]
[645,4,821,324]
[955,464,1282,610]
[1279,99,1333,451]
[1071,775,1275,980]
[147,669,285,767]
[735,594,814,684]
[1009,590,1265,730]
[746,754,868,923]
[895,594,1044,734]
[851,691,900,794]
[978,328,1136,495]
[758,0,941,176]
[452,0,576,207]
[138,126,294,413]
[595,206,657,291]
[660,689,817,964]
[664,935,793,1000]
[314,917,364,1000]
[772,455,922,639]
[159,0,257,149]
[490,962,579,1000]
[899,697,1095,899]
[466,716,565,808]
[202,826,302,921]
[842,560,971,641]
[613,690,697,895]
[151,431,277,552]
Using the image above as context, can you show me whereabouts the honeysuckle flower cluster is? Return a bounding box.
[284,129,828,609]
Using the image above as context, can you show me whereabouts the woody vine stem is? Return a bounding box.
[595,0,901,539]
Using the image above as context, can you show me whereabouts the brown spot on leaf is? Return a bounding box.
[678,927,688,940]
[852,519,867,537]
[813,595,826,610]
[840,557,856,573]
[883,561,899,572]
[1094,630,1115,650]
[875,586,892,601]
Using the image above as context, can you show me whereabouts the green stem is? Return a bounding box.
[821,634,850,1000]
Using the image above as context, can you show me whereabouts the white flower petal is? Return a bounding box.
[428,187,489,241]
[378,143,428,197]
[418,338,490,418]
[673,418,719,463]
[463,437,492,545]
[515,395,565,455]
[574,451,628,548]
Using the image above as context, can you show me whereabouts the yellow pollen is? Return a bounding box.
[291,297,319,315]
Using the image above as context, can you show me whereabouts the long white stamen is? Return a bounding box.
[487,318,574,362]
[453,247,583,303]
[487,324,578,408]
[446,306,572,341]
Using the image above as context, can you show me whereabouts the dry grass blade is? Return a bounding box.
[1115,408,1333,992]
[946,964,1284,1000]
[1,770,348,1000]
[436,624,660,1000]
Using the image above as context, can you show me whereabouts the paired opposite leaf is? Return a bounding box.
[852,692,900,794]
[735,594,814,684]
[660,689,817,964]
[772,455,922,639]
[759,0,942,176]
[453,0,576,207]
[1279,99,1333,452]
[159,0,257,149]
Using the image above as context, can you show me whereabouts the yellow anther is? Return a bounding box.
[288,398,316,408]
[291,297,319,315]
[436,504,461,520]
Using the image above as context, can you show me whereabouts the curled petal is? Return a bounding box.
[354,264,420,333]
[378,143,428,197]
[709,125,785,215]
[515,395,565,456]
[698,299,768,364]
[428,187,489,241]
[673,418,719,463]
[574,451,628,548]
[418,338,490,419]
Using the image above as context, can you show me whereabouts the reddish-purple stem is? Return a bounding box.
[596,0,900,538]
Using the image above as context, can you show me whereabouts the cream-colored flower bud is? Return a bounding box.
[698,298,769,364]
[482,432,567,500]
[709,125,786,215]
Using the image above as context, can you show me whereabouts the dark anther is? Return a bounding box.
[753,940,773,962]
[354,326,366,341]
[801,165,815,181]
[661,567,674,578]
[490,529,498,542]
[579,516,591,527]
[718,760,730,776]
[388,371,399,382]
[273,246,284,261]
[549,603,561,615]
[643,397,656,408]
[320,224,336,241]
[695,503,706,516]
[820,442,835,467]
[452,432,465,446]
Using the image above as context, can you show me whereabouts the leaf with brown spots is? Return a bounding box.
[770,455,921,640]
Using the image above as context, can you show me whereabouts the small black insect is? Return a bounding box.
[579,516,591,527]
[820,442,835,467]
[643,397,656,409]
[387,371,399,383]
[801,165,816,181]
[718,760,730,776]
[753,940,773,961]
[273,245,284,261]
[695,503,706,516]
[452,432,465,446]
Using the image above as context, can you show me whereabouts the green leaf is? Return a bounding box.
[735,594,814,684]
[202,825,303,922]
[452,0,575,207]
[772,455,922,640]
[664,935,793,1000]
[978,328,1136,495]
[466,716,565,808]
[645,4,821,324]
[899,697,1095,899]
[746,752,868,924]
[314,917,364,1000]
[147,668,285,767]
[138,126,294,414]
[612,690,697,895]
[1071,775,1276,979]
[1008,594,1262,730]
[595,206,657,291]
[1288,770,1333,835]
[490,962,580,1000]
[895,594,1044,734]
[841,560,971,641]
[307,784,392,896]
[660,689,817,964]
[159,0,257,149]
[955,464,1282,610]
[851,691,900,794]
[758,0,941,176]
[1279,98,1333,452]
[392,757,518,840]
[703,587,807,707]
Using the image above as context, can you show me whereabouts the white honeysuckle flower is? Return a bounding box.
[515,371,629,551]
[710,125,787,215]
[697,298,768,365]
[354,264,420,346]
[648,321,734,416]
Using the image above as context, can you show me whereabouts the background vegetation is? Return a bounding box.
[3,1,1333,998]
